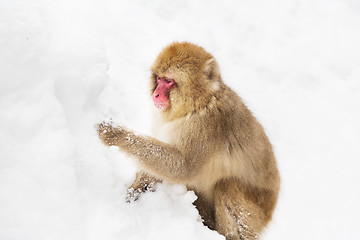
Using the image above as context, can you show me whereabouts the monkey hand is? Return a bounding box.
[96,122,128,147]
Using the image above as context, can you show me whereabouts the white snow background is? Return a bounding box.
[1,0,360,239]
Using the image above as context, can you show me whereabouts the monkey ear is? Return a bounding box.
[203,58,219,81]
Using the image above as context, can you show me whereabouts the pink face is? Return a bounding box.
[152,76,176,110]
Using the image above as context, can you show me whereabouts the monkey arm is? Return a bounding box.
[97,122,202,182]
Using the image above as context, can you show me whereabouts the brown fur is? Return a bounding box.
[97,42,280,240]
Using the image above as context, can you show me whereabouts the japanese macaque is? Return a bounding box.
[97,42,280,240]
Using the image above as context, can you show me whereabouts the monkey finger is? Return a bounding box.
[96,122,129,146]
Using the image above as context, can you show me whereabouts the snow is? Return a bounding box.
[1,0,360,239]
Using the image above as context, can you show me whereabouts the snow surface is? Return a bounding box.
[1,0,360,239]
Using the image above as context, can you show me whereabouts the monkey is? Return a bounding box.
[97,42,280,240]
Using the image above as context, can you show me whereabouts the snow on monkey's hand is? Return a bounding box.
[96,122,128,147]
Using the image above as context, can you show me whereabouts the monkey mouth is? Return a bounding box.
[154,102,169,110]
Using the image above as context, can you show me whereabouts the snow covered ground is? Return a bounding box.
[1,0,360,239]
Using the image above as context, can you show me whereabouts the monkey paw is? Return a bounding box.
[125,187,144,203]
[126,181,157,203]
[96,122,126,146]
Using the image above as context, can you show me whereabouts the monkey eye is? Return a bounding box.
[157,76,175,86]
[164,78,175,86]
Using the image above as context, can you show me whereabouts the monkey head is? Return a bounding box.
[150,42,222,119]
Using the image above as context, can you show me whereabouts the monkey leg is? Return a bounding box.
[193,193,216,230]
[126,171,161,202]
[213,178,277,240]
